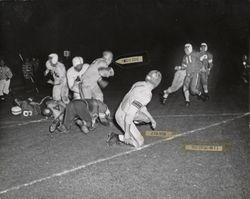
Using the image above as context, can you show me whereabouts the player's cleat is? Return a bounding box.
[80,125,90,134]
[76,119,90,134]
[185,101,190,107]
[134,120,148,126]
[106,132,119,146]
[49,119,61,133]
[197,93,207,102]
[161,97,167,104]
[204,93,209,100]
[57,124,69,134]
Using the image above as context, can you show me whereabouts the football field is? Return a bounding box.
[0,82,249,199]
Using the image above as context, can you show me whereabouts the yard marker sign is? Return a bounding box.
[145,130,175,138]
[184,144,224,152]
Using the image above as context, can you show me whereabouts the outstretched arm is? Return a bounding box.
[139,106,156,129]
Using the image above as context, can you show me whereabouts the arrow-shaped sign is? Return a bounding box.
[115,56,144,65]
[114,52,148,68]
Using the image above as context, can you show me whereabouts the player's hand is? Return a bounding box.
[75,76,81,82]
[108,68,114,77]
[47,80,54,85]
[200,67,206,72]
[44,70,48,76]
[151,119,156,130]
[174,66,181,71]
[98,79,109,88]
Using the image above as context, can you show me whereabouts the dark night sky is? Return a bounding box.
[0,0,249,84]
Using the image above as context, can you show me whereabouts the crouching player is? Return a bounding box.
[107,70,162,148]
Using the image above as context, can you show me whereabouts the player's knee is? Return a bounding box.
[115,111,119,121]
[97,95,104,102]
[114,110,123,127]
[139,136,144,146]
[183,85,188,92]
[167,87,172,93]
[190,87,197,95]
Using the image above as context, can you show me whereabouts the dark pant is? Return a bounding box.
[63,100,92,130]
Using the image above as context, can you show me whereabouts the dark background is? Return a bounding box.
[0,0,249,87]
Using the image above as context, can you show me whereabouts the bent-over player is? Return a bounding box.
[57,99,112,134]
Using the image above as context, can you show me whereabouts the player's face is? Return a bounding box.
[105,55,113,65]
[74,64,83,72]
[184,47,191,55]
[200,45,206,52]
[0,60,4,66]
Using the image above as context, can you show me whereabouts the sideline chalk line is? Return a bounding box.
[0,112,247,129]
[0,112,249,195]
[0,118,49,129]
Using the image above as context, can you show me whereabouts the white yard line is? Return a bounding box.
[0,112,247,129]
[0,112,249,195]
[153,112,247,118]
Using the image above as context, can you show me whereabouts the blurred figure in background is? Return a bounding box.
[199,43,213,99]
[241,54,249,84]
[0,59,13,101]
[31,57,40,81]
[22,58,38,93]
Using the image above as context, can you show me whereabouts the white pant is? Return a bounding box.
[115,107,148,147]
[164,70,186,94]
[80,84,104,102]
[0,79,10,96]
[52,83,69,104]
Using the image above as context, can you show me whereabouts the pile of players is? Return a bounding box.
[161,42,213,107]
[42,50,162,149]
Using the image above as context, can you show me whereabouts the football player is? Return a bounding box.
[56,99,112,134]
[0,59,13,101]
[182,43,206,106]
[161,65,186,104]
[79,51,114,102]
[67,56,89,99]
[107,70,161,148]
[241,54,250,84]
[199,43,213,99]
[44,53,69,104]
